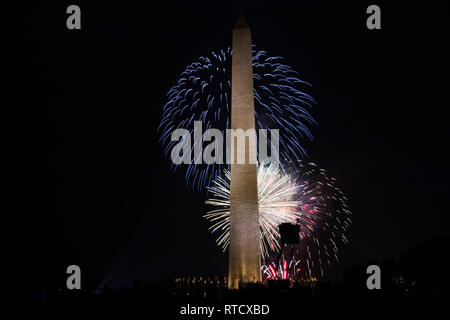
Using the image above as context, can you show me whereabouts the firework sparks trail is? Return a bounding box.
[159,47,316,190]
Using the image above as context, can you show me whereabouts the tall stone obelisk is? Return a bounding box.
[228,14,261,289]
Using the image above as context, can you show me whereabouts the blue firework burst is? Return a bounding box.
[159,47,317,190]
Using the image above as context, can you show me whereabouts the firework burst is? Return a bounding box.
[205,161,351,279]
[159,47,316,190]
[262,257,300,281]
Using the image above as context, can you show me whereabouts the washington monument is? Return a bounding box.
[228,14,261,289]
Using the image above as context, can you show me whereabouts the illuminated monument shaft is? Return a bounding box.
[228,16,261,289]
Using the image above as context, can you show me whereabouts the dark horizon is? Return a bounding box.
[25,0,449,293]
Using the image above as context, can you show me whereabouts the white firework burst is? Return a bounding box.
[205,162,323,258]
[205,161,351,279]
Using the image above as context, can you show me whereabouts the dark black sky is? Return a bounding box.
[25,0,449,289]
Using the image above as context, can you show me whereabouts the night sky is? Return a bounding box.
[26,0,449,289]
